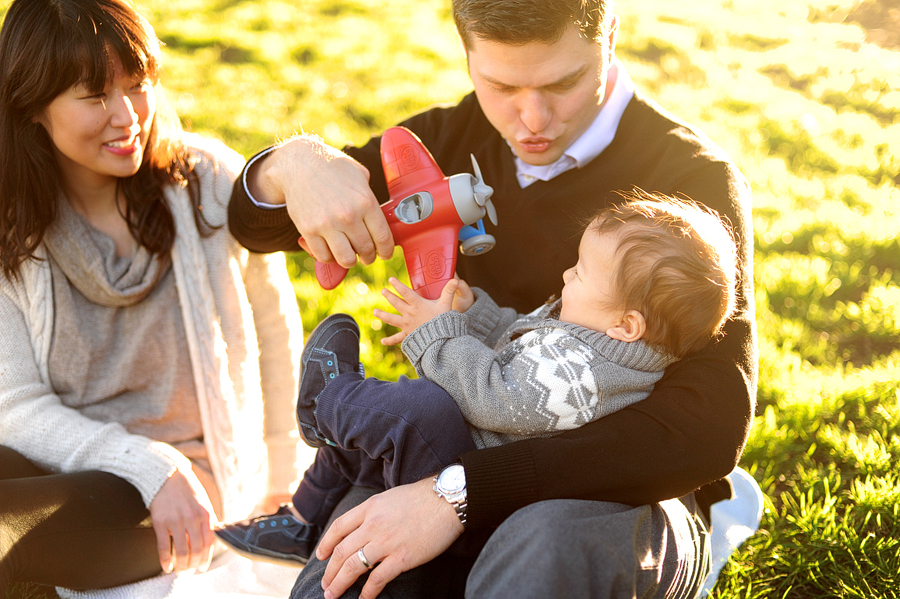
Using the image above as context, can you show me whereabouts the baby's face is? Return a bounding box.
[560,229,624,334]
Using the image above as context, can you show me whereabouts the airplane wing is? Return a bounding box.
[381,127,446,201]
[402,226,459,300]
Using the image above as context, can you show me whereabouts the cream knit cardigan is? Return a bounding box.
[0,136,303,522]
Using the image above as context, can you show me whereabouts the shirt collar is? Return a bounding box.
[514,58,636,188]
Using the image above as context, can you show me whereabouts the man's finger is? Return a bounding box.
[324,543,381,599]
[360,557,404,599]
[344,221,379,266]
[301,234,334,264]
[316,506,365,561]
[363,210,395,261]
[323,233,360,270]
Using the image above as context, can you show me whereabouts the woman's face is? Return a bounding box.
[39,56,156,192]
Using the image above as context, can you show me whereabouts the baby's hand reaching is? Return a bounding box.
[375,277,458,345]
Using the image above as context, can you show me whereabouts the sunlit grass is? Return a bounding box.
[2,0,898,597]
[139,0,470,155]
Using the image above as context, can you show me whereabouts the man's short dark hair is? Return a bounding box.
[452,0,614,49]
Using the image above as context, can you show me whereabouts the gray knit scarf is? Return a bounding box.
[43,196,171,307]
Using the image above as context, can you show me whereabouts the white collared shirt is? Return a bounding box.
[514,58,635,188]
[242,148,282,209]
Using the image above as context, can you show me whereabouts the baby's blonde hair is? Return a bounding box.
[589,190,738,358]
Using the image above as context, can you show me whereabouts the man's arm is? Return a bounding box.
[308,315,741,599]
[462,313,756,526]
[227,136,394,266]
[227,97,476,258]
[462,160,757,528]
[301,110,756,599]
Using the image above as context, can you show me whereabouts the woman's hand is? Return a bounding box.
[374,277,459,345]
[149,465,217,574]
[315,477,464,599]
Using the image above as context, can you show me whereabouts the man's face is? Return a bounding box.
[467,20,617,166]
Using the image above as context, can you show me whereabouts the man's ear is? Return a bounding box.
[605,309,645,342]
[606,15,619,59]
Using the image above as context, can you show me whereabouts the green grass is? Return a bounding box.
[3,0,899,597]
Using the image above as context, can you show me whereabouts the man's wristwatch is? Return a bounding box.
[433,463,467,526]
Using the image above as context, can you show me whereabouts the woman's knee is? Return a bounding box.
[0,446,46,480]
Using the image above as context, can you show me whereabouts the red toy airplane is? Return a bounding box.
[310,126,497,299]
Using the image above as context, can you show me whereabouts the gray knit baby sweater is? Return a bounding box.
[401,289,677,449]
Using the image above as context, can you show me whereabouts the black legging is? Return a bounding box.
[0,445,161,596]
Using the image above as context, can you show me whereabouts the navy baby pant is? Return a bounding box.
[291,373,476,527]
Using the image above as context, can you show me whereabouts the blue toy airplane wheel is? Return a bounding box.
[460,234,496,256]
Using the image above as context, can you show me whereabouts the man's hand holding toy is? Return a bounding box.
[303,126,497,300]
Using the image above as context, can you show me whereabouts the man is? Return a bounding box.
[228,1,757,597]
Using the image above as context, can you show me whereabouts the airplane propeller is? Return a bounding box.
[470,154,497,226]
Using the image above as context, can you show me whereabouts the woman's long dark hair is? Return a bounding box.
[0,0,203,279]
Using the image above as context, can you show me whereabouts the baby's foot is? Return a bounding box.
[215,504,322,566]
[296,313,364,448]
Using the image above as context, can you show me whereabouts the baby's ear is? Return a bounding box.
[605,310,646,343]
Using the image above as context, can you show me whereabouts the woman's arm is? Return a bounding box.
[0,289,182,503]
[242,250,307,501]
[0,288,216,572]
[198,135,309,507]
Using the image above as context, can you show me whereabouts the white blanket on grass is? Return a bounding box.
[57,550,300,599]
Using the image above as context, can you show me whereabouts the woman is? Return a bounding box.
[0,0,303,593]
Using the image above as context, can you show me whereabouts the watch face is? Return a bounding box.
[438,464,466,494]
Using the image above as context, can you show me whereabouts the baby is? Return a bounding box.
[216,191,738,565]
